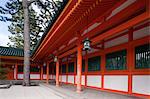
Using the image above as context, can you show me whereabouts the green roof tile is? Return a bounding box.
[0,46,23,57]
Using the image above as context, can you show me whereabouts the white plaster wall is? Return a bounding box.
[106,0,136,20]
[43,74,46,79]
[18,74,23,79]
[75,75,85,85]
[30,74,40,79]
[49,74,53,79]
[104,34,128,48]
[53,75,56,80]
[62,75,67,82]
[68,75,74,84]
[87,75,101,88]
[132,75,150,95]
[133,26,150,40]
[104,75,128,92]
[81,75,85,85]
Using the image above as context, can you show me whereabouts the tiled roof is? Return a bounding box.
[0,46,23,57]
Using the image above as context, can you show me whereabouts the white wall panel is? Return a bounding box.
[104,75,128,92]
[104,34,128,48]
[49,75,52,79]
[18,74,23,79]
[30,74,40,79]
[132,75,150,95]
[43,74,46,79]
[53,75,56,80]
[87,75,101,88]
[68,75,74,84]
[18,74,40,79]
[106,0,136,20]
[75,75,85,85]
[62,75,67,82]
[81,75,85,85]
[133,26,150,40]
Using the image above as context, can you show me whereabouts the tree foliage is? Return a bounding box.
[0,66,8,80]
[0,0,67,50]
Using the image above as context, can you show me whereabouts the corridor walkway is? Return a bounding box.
[0,85,64,99]
[0,83,146,99]
[42,83,145,99]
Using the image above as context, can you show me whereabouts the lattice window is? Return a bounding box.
[18,65,23,72]
[106,50,127,70]
[30,66,40,72]
[62,64,66,73]
[82,60,85,72]
[135,43,150,69]
[68,62,74,73]
[53,65,56,74]
[43,66,46,74]
[59,65,61,74]
[88,56,100,71]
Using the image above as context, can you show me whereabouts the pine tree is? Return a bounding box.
[0,0,66,50]
[0,0,67,86]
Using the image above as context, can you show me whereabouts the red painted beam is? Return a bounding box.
[91,11,149,45]
[32,0,76,60]
[82,0,146,40]
[59,47,77,59]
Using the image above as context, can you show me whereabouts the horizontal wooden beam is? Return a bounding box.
[32,0,82,60]
[0,56,24,60]
[91,11,150,45]
[0,62,22,65]
[59,47,77,59]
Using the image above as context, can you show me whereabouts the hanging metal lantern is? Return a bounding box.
[12,65,15,69]
[38,66,40,69]
[43,62,46,67]
[54,56,58,62]
[83,38,91,51]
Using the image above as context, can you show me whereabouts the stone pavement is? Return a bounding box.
[0,83,146,99]
[42,83,145,99]
[0,85,64,99]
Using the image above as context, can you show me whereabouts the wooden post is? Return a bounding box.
[74,57,77,85]
[15,64,18,80]
[41,66,43,80]
[128,28,133,94]
[76,44,82,93]
[85,51,88,87]
[101,41,105,89]
[46,62,49,84]
[56,60,59,87]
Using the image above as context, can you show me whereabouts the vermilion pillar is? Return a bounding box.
[46,62,49,84]
[15,64,18,80]
[128,28,133,94]
[56,59,59,87]
[76,44,82,93]
[41,66,43,80]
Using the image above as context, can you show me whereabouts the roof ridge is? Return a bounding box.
[0,46,23,50]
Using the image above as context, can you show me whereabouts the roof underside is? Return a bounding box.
[32,0,147,61]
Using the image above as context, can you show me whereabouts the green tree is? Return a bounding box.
[7,6,41,50]
[0,66,8,80]
[0,0,66,50]
[0,0,67,86]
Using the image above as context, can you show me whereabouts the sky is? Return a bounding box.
[0,0,39,47]
[0,0,11,47]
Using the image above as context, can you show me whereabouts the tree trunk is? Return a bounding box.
[22,0,30,86]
